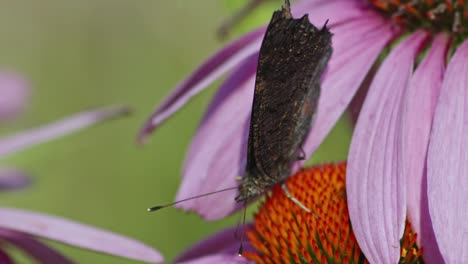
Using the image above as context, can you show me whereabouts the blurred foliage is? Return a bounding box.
[221,0,279,37]
[0,0,351,263]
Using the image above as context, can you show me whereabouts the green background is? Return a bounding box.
[0,1,351,263]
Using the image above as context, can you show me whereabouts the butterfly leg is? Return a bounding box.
[281,182,318,219]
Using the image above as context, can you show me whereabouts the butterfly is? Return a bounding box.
[148,0,332,219]
[235,0,333,207]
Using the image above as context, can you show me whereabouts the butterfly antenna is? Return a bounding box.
[147,186,238,212]
[238,201,248,256]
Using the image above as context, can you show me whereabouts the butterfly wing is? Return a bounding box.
[246,6,332,186]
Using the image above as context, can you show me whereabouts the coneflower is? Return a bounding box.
[140,1,468,261]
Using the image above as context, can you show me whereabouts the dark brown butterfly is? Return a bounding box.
[235,0,333,203]
[148,1,332,218]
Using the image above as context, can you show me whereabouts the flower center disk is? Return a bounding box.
[368,0,468,36]
[243,163,423,264]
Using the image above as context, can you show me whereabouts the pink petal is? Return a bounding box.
[137,29,264,143]
[0,105,130,158]
[347,31,428,263]
[402,34,449,262]
[0,168,31,191]
[0,207,162,263]
[299,14,397,166]
[175,55,257,219]
[175,224,253,263]
[189,121,249,220]
[0,72,29,121]
[0,228,73,264]
[427,40,468,263]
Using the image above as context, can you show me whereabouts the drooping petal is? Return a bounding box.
[427,40,468,263]
[175,54,257,219]
[402,34,449,262]
[0,105,130,158]
[347,31,428,263]
[0,207,162,263]
[187,121,249,220]
[0,228,73,264]
[299,13,397,166]
[137,29,264,143]
[0,168,31,191]
[0,72,29,121]
[175,224,253,264]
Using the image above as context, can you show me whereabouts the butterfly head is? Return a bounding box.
[235,176,266,202]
